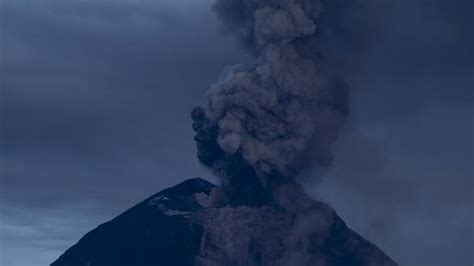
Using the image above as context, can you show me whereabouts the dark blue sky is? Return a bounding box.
[1,0,472,265]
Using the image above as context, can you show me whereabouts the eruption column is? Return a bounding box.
[192,0,349,204]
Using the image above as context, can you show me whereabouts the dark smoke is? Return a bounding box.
[192,0,349,205]
[190,2,398,264]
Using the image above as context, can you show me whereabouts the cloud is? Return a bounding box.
[0,204,107,266]
[2,0,243,208]
[307,1,473,264]
[1,1,242,265]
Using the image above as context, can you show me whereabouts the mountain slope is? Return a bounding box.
[51,178,214,266]
[51,178,396,266]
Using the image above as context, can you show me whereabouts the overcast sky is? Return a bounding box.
[1,0,472,266]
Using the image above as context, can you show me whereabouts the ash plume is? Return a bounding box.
[192,0,349,203]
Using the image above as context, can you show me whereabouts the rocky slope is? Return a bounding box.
[51,178,397,266]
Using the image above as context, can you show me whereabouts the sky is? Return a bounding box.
[0,0,472,266]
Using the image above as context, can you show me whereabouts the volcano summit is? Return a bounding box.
[52,178,397,266]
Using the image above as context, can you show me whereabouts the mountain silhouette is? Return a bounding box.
[51,178,397,266]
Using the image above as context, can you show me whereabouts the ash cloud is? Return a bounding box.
[308,0,473,264]
[192,0,349,201]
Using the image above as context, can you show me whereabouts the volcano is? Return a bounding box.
[50,1,401,264]
[51,178,397,266]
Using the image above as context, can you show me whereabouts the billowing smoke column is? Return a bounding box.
[191,3,397,265]
[192,0,349,205]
